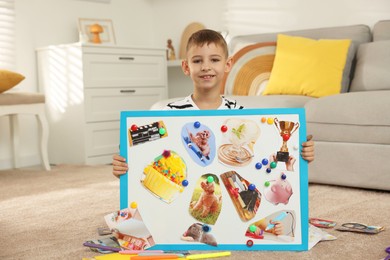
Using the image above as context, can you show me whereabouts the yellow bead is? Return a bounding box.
[267,118,274,125]
[130,201,138,209]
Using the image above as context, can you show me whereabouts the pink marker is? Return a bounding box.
[119,250,165,255]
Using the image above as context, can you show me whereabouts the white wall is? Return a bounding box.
[1,0,157,169]
[225,0,390,36]
[1,0,389,169]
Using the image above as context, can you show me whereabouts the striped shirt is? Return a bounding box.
[164,95,244,110]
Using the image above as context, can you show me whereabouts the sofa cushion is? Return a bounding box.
[305,91,390,145]
[306,91,390,126]
[373,20,390,41]
[229,24,372,54]
[222,42,276,95]
[263,34,352,97]
[350,41,390,92]
[229,95,313,108]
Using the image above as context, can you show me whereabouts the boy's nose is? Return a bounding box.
[201,65,211,71]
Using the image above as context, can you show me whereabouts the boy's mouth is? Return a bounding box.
[200,75,215,79]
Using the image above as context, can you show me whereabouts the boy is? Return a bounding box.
[112,29,314,177]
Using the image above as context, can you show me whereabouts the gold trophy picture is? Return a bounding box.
[274,118,299,162]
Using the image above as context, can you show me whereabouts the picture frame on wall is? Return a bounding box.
[78,18,116,45]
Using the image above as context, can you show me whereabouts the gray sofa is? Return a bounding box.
[152,20,390,191]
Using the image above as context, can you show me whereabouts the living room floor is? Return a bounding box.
[0,164,389,260]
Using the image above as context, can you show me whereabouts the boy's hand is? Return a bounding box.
[270,220,284,236]
[301,135,314,163]
[112,154,128,178]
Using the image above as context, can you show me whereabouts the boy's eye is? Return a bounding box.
[211,58,220,63]
[192,59,201,64]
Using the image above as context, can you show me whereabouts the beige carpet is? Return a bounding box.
[0,164,389,260]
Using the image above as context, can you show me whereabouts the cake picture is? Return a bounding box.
[142,150,188,203]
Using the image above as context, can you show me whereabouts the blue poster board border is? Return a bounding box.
[119,108,308,251]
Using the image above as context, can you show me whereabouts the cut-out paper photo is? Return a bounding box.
[273,118,299,163]
[141,150,188,203]
[181,122,216,166]
[128,121,168,146]
[181,223,217,247]
[104,207,155,250]
[218,118,260,167]
[189,174,222,225]
[264,173,293,205]
[220,170,261,221]
[245,210,296,243]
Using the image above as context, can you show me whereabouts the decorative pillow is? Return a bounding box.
[350,41,390,92]
[222,42,276,95]
[0,70,25,93]
[263,34,352,98]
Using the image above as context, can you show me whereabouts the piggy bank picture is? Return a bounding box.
[264,176,293,205]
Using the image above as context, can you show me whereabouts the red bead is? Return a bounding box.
[221,125,228,132]
[282,133,290,141]
[131,124,138,131]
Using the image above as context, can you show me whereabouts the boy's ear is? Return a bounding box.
[225,57,233,73]
[182,59,190,76]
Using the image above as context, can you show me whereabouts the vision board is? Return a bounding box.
[118,108,308,251]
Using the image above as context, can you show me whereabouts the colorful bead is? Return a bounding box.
[255,162,262,170]
[249,225,257,232]
[159,127,166,135]
[270,161,277,169]
[262,158,269,165]
[194,121,201,128]
[130,124,138,131]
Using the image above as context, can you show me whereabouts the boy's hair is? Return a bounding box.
[186,29,228,58]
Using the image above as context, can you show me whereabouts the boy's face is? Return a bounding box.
[182,43,232,92]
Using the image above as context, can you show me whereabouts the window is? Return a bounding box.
[0,0,15,70]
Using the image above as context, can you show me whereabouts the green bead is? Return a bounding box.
[207,176,214,183]
[249,225,257,232]
[270,161,277,169]
[159,128,166,135]
[265,181,270,187]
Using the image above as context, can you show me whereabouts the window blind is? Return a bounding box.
[0,0,15,69]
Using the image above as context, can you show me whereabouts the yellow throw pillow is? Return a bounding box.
[0,70,25,93]
[263,34,351,98]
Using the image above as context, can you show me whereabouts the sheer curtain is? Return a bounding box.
[0,0,15,70]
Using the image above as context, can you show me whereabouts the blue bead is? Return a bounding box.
[266,168,272,173]
[281,174,287,180]
[262,158,269,165]
[182,180,189,187]
[194,121,201,128]
[202,224,211,232]
[255,162,262,170]
[248,184,256,191]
